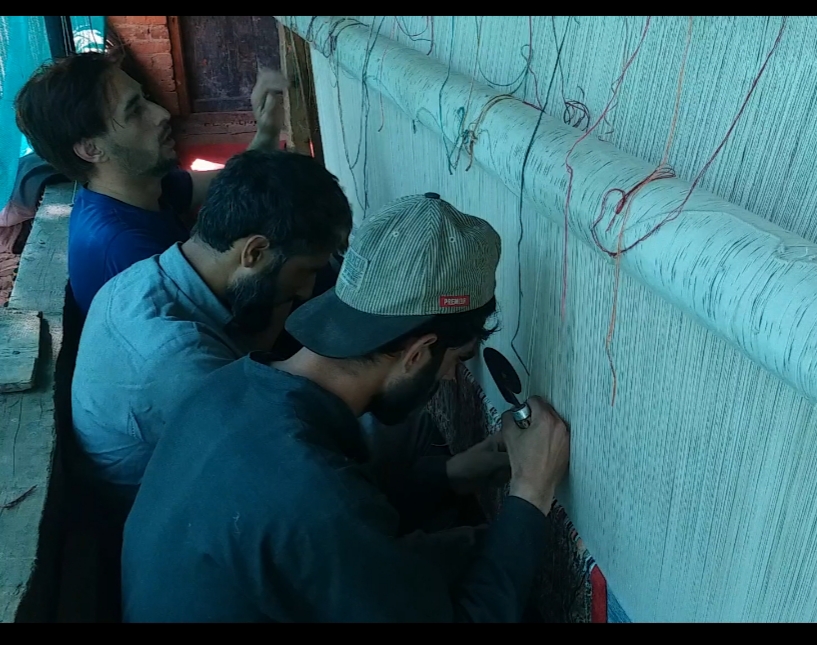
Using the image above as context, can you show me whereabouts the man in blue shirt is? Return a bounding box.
[15,52,286,314]
[122,193,571,622]
[71,150,352,510]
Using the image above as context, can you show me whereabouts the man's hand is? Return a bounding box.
[504,396,570,516]
[446,433,511,496]
[249,67,288,152]
[188,68,288,211]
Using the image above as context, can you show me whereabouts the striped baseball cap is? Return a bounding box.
[285,192,501,358]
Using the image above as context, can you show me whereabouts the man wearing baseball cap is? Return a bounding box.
[121,192,570,623]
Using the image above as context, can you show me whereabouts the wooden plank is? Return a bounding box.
[299,34,324,165]
[278,22,303,154]
[277,23,323,162]
[0,313,62,623]
[0,311,42,393]
[172,111,257,138]
[7,184,73,316]
[0,318,62,623]
[1,183,71,622]
[166,16,191,118]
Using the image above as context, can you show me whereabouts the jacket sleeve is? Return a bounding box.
[264,487,548,623]
[359,411,458,533]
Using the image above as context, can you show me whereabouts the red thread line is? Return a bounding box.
[428,16,434,55]
[561,16,653,318]
[592,16,785,407]
[590,166,676,250]
[596,14,693,408]
[592,163,677,406]
[611,15,787,256]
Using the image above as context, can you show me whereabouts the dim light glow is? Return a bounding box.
[190,158,225,171]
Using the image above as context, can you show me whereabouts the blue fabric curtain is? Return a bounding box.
[0,16,105,204]
[0,16,51,203]
[70,15,105,54]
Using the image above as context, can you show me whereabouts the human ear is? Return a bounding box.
[239,235,271,269]
[401,333,437,374]
[73,138,105,164]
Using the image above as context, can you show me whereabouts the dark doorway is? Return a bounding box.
[178,16,281,114]
[169,16,282,148]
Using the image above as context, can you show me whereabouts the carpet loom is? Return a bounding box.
[277,16,817,622]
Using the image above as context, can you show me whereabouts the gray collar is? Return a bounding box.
[158,242,238,338]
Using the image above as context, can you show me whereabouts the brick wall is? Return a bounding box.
[107,16,180,116]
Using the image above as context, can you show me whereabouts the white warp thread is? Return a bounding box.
[280,16,817,622]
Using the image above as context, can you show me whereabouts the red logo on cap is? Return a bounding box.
[439,295,470,308]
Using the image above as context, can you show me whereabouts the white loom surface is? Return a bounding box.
[278,16,817,622]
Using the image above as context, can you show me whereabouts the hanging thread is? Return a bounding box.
[591,16,694,406]
[605,16,788,256]
[561,16,653,319]
[510,16,573,377]
[330,17,386,214]
[377,20,398,133]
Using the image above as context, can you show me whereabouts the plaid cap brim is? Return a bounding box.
[285,287,435,359]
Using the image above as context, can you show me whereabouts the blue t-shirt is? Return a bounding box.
[68,169,193,315]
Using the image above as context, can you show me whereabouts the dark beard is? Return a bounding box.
[224,257,288,336]
[367,351,444,426]
[108,141,176,177]
[153,155,179,177]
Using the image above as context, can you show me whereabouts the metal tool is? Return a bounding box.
[482,347,532,429]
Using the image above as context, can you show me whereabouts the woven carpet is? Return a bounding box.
[425,362,621,623]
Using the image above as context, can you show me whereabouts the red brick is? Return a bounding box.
[155,77,176,92]
[123,16,166,25]
[118,26,153,42]
[157,91,179,115]
[152,66,174,79]
[149,63,172,74]
[151,69,175,83]
[129,40,170,55]
[148,25,169,40]
[148,53,173,70]
[151,66,174,79]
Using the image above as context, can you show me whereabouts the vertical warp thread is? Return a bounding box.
[611,16,787,254]
[301,15,817,621]
[593,16,694,406]
[561,16,653,319]
[510,16,572,377]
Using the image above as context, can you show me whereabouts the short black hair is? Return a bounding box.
[193,150,352,257]
[15,52,119,182]
[359,297,499,362]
